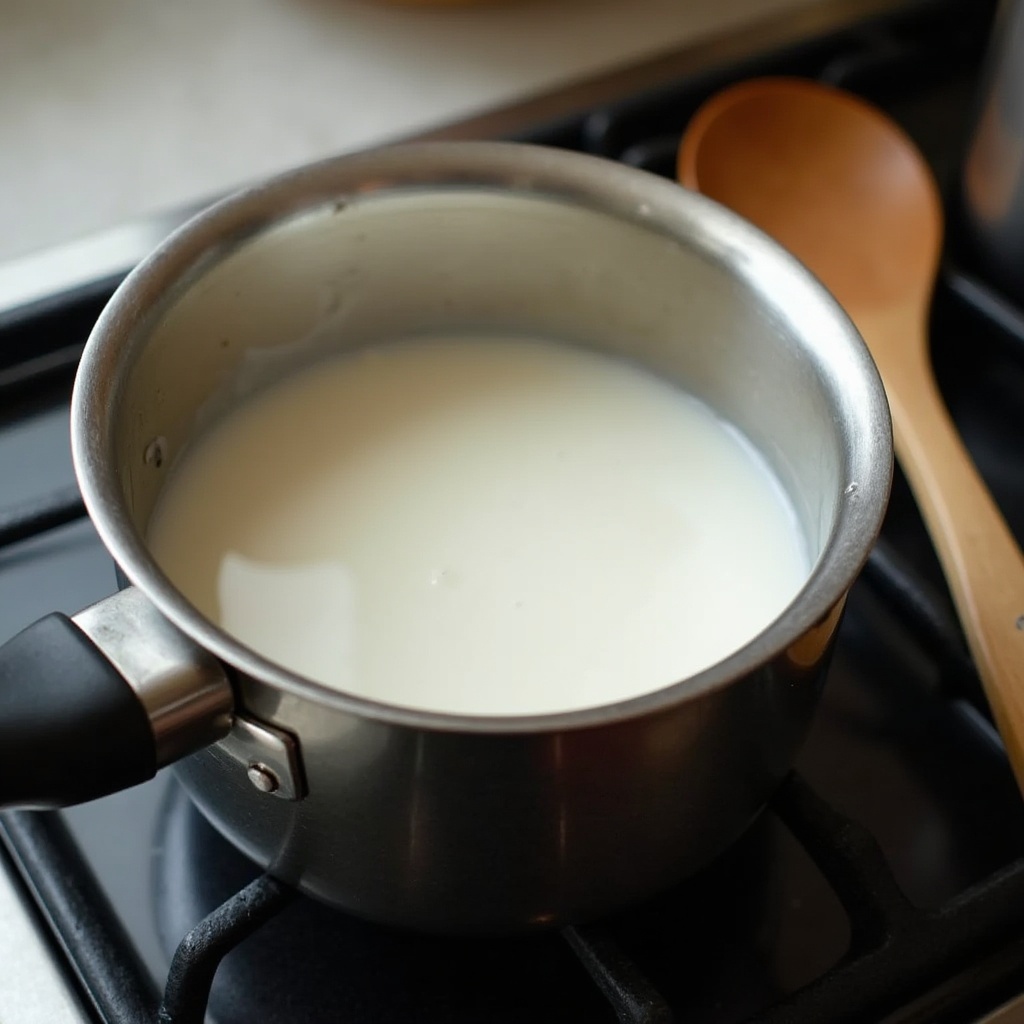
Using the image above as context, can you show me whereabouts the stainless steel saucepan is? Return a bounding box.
[0,142,891,932]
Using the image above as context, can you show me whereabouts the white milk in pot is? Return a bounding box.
[147,335,809,716]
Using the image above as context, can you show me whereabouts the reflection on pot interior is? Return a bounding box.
[147,333,809,716]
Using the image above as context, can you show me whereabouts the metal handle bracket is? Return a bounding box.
[218,714,307,801]
[73,587,233,767]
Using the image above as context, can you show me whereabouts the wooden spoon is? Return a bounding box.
[678,77,1024,785]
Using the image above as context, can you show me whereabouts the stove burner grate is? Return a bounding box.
[8,758,1024,1024]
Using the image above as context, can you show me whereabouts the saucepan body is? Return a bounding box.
[4,142,891,932]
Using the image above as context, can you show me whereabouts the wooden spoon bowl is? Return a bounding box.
[679,78,941,319]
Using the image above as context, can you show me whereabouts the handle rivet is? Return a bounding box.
[247,763,280,793]
[143,437,166,468]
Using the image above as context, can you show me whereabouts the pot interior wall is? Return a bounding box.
[112,188,848,571]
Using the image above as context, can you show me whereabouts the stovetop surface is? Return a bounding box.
[4,1,1024,1021]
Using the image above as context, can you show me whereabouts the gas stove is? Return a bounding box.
[3,1,1024,1021]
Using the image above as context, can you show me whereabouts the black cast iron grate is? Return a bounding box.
[8,734,1024,1024]
[3,1,1024,1021]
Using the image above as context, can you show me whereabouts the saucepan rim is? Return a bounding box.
[71,140,892,734]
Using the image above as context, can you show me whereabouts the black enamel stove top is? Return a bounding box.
[3,2,1024,1021]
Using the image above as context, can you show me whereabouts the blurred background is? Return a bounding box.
[0,0,822,264]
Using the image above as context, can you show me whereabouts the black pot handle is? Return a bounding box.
[0,589,233,809]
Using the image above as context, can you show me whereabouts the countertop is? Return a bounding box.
[0,0,828,265]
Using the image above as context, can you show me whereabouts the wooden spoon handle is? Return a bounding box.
[879,325,1024,781]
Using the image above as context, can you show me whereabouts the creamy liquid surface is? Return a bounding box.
[148,336,809,715]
